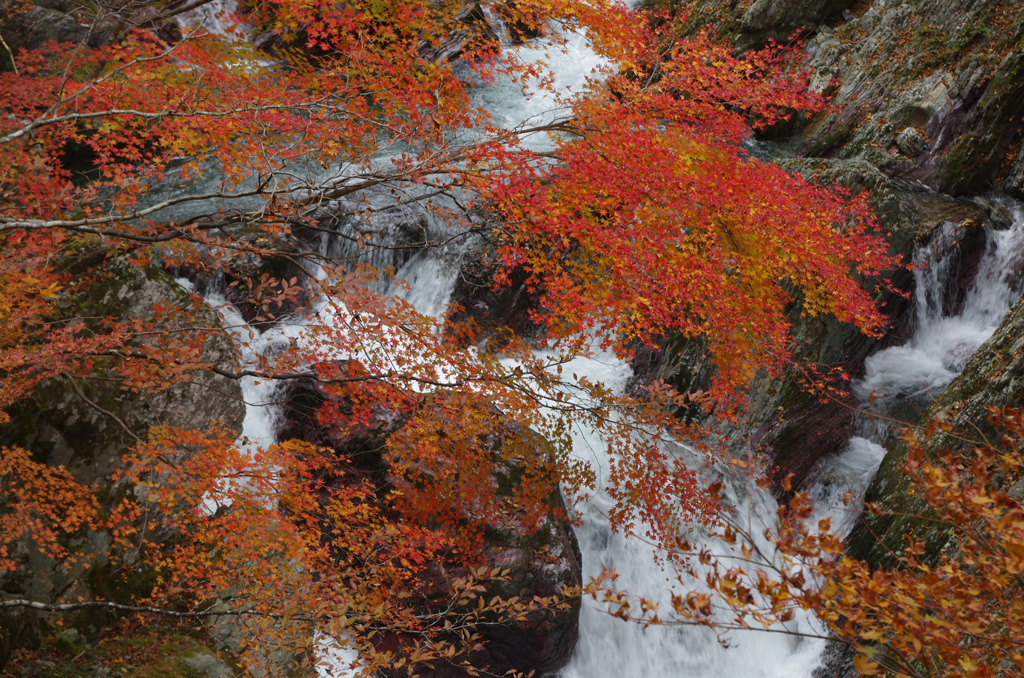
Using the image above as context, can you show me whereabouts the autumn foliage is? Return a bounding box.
[0,0,904,674]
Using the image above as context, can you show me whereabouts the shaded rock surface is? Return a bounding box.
[0,259,245,668]
[737,0,857,50]
[795,0,1022,197]
[0,0,186,72]
[446,250,545,349]
[1,261,244,489]
[676,0,1024,197]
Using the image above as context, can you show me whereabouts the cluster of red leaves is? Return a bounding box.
[488,16,900,411]
[115,424,573,674]
[0,446,102,572]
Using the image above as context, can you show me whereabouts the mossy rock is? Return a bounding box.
[9,631,239,678]
[2,262,244,486]
[940,133,998,195]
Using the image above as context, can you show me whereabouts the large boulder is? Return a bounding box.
[0,0,183,72]
[0,257,245,667]
[1,260,244,488]
[737,0,856,50]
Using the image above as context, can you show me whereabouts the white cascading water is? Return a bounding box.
[856,208,1024,428]
[177,0,250,38]
[175,5,1024,676]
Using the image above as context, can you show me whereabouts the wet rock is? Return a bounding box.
[179,652,235,678]
[315,194,432,278]
[737,0,856,50]
[446,259,544,349]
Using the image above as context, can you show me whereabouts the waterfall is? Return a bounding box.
[557,358,839,678]
[855,204,1024,437]
[176,0,249,38]
[559,205,1024,678]
[172,4,1024,674]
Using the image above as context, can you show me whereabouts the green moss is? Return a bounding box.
[911,21,989,73]
[940,133,996,195]
[806,116,859,157]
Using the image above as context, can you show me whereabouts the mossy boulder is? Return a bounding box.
[7,628,239,678]
[2,261,244,488]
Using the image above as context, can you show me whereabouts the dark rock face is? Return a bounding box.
[446,258,544,349]
[1,261,244,488]
[278,377,582,678]
[0,1,183,72]
[792,0,1024,197]
[937,52,1024,197]
[737,0,857,50]
[667,0,1024,198]
[0,260,245,668]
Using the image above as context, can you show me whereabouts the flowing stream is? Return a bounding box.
[174,6,1024,676]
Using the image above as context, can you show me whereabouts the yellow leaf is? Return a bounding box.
[854,653,880,676]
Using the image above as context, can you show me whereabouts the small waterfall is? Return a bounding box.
[855,203,1024,438]
[176,0,249,38]
[558,354,837,678]
[482,5,513,47]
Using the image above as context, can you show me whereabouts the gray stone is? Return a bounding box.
[738,0,856,49]
[895,127,927,157]
[180,651,235,678]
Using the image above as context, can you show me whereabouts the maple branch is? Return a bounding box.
[0,32,18,77]
[0,599,282,619]
[61,373,142,443]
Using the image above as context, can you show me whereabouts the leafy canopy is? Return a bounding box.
[0,0,899,673]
